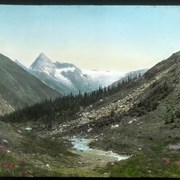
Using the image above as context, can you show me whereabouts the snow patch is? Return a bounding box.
[54,69,73,87]
[59,67,76,73]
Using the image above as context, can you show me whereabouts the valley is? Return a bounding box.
[0,51,180,177]
[1,4,180,178]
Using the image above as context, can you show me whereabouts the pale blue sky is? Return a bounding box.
[0,5,180,71]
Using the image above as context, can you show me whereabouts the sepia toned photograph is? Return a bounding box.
[0,4,179,177]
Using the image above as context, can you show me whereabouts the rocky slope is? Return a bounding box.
[0,53,60,115]
[48,64,175,137]
[56,50,180,145]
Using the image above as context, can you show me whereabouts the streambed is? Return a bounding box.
[71,137,130,165]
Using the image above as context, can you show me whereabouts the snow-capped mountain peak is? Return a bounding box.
[17,53,148,96]
[37,53,52,64]
[30,53,79,75]
[30,53,53,68]
[30,53,55,75]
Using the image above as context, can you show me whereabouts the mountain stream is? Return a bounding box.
[71,137,130,167]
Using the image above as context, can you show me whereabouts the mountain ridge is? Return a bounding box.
[16,53,147,95]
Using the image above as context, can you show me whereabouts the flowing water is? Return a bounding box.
[71,137,130,165]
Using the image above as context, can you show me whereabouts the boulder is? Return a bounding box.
[45,164,51,170]
[87,128,92,132]
[25,127,32,131]
[111,124,119,129]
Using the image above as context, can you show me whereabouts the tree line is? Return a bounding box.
[0,73,142,127]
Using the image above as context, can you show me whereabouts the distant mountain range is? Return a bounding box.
[0,53,60,116]
[16,53,148,95]
[110,69,147,88]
